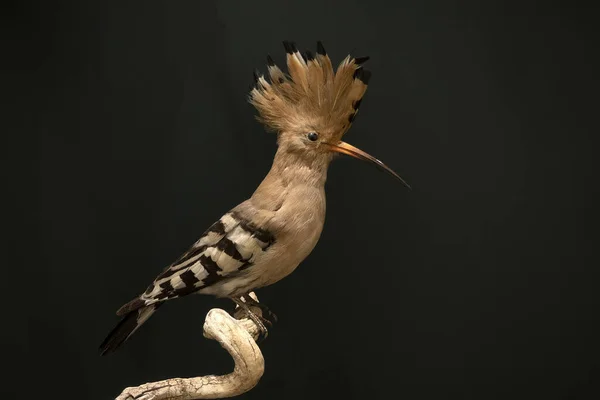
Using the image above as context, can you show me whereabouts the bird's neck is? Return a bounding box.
[270,146,331,186]
[250,146,330,210]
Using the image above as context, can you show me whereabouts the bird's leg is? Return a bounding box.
[230,296,269,341]
[240,294,278,324]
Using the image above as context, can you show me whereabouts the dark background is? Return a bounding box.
[2,1,597,399]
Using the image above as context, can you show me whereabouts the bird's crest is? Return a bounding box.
[249,41,371,139]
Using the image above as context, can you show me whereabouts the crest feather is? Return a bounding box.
[249,41,371,136]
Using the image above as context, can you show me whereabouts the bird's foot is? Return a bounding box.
[248,311,270,342]
[230,297,270,342]
[241,295,278,324]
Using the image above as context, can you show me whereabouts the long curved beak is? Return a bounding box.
[325,141,411,190]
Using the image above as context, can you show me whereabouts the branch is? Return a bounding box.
[116,294,265,400]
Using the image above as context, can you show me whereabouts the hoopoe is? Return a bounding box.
[99,41,409,355]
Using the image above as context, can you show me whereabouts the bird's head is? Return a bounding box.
[250,41,410,189]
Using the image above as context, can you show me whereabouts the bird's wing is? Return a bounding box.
[116,210,275,316]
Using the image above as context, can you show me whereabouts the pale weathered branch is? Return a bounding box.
[116,293,265,400]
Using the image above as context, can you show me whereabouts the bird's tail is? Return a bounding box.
[99,300,162,356]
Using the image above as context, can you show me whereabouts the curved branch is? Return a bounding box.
[116,294,265,400]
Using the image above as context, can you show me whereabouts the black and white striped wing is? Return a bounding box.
[116,211,275,316]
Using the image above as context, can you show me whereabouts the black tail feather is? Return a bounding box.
[116,297,146,316]
[99,303,160,356]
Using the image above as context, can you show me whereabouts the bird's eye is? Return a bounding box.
[307,132,319,141]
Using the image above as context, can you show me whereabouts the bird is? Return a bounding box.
[99,40,410,355]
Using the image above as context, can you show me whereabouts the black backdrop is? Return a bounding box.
[3,1,597,399]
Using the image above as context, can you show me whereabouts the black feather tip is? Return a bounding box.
[354,56,370,65]
[266,54,275,66]
[304,50,315,61]
[282,40,297,54]
[316,41,327,55]
[354,68,372,84]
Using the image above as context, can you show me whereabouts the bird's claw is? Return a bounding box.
[230,296,274,342]
[242,295,278,324]
[240,308,270,342]
[259,306,278,324]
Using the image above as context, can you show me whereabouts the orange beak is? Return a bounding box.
[325,141,411,189]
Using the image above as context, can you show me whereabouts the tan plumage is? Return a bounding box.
[99,41,408,356]
[250,41,370,144]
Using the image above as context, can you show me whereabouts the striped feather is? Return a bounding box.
[100,210,277,355]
